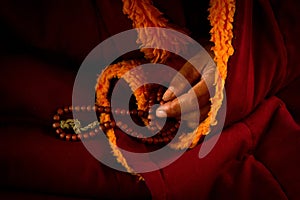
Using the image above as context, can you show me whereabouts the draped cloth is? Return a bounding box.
[0,0,300,199]
[141,1,300,198]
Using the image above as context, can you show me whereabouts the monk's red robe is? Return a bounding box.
[0,0,299,199]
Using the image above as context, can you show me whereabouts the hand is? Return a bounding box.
[156,49,216,129]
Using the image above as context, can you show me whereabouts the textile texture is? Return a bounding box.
[0,0,300,199]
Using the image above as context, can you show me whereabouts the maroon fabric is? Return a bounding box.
[143,97,300,199]
[141,0,300,199]
[225,0,300,126]
[1,0,300,199]
[277,77,300,124]
[0,55,151,199]
[0,0,100,63]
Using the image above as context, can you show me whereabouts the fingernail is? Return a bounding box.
[156,109,167,118]
[162,87,175,101]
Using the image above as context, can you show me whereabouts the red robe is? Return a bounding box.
[0,0,299,199]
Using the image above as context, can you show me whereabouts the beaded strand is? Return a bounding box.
[52,89,181,145]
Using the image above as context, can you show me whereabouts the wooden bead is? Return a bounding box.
[83,133,89,139]
[120,109,126,116]
[136,134,142,139]
[72,134,78,141]
[168,135,174,140]
[163,137,170,143]
[148,99,154,105]
[121,124,128,129]
[158,137,164,143]
[170,127,176,133]
[65,134,72,141]
[59,133,66,139]
[57,108,64,115]
[98,106,104,112]
[64,106,69,113]
[153,138,159,144]
[126,128,133,133]
[104,107,111,113]
[157,96,162,102]
[86,105,92,111]
[146,137,153,144]
[160,131,166,137]
[110,121,116,128]
[52,122,60,129]
[75,106,80,112]
[89,131,95,137]
[114,108,120,115]
[131,132,138,137]
[100,124,105,130]
[80,106,86,111]
[116,121,122,127]
[158,87,164,95]
[53,115,60,121]
[138,110,144,117]
[104,122,110,129]
[130,110,137,115]
[55,128,62,134]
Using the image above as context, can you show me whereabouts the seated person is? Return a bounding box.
[1,0,300,199]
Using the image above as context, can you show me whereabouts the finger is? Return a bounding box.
[163,50,215,102]
[187,79,210,108]
[174,79,210,113]
[186,104,210,129]
[181,104,210,129]
[157,89,201,118]
[163,61,200,101]
[200,64,216,94]
[157,79,210,118]
[157,73,213,119]
[156,98,181,118]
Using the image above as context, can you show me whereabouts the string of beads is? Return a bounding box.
[52,87,181,145]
